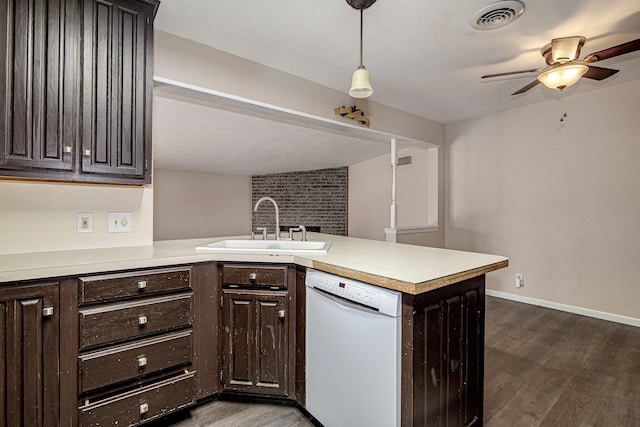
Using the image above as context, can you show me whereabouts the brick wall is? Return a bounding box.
[251,167,348,236]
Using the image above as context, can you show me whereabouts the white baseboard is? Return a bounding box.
[486,290,640,328]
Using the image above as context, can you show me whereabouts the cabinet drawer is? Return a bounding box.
[79,294,193,350]
[222,264,288,288]
[79,267,191,304]
[79,372,196,427]
[79,330,193,394]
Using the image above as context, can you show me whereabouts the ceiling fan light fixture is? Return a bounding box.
[349,66,373,98]
[537,64,589,90]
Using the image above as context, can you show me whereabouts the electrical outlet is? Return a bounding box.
[77,212,93,233]
[108,212,132,233]
[515,273,524,288]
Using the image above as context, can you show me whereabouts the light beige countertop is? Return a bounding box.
[0,233,508,294]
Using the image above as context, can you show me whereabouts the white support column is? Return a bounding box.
[387,138,398,242]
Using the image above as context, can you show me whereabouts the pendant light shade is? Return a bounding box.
[537,64,589,90]
[349,66,373,98]
[347,0,377,98]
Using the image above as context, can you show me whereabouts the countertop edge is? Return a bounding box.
[311,259,509,295]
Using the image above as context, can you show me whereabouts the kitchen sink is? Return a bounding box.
[196,239,331,254]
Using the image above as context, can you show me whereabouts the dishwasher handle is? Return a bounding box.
[310,286,391,316]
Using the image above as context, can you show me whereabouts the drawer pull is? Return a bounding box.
[249,273,257,282]
[139,402,149,415]
[137,356,148,367]
[137,280,148,290]
[42,307,54,317]
[138,315,148,326]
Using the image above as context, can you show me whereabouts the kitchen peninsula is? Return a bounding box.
[0,233,507,426]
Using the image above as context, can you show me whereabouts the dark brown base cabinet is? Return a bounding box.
[0,282,59,427]
[0,261,485,427]
[401,275,485,427]
[222,290,288,396]
[220,264,298,399]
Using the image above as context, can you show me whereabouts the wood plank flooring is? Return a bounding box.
[484,296,640,427]
[150,296,640,426]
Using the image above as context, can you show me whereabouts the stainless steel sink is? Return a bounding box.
[196,239,331,254]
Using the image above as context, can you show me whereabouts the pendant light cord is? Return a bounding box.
[359,8,364,67]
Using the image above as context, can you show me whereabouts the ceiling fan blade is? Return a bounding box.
[584,39,640,62]
[482,69,539,79]
[511,79,541,95]
[582,65,619,80]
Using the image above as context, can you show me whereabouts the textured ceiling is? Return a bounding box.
[152,0,640,175]
[155,0,640,124]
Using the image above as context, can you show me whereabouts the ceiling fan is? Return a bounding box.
[482,36,640,95]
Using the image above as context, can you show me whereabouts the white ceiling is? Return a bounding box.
[152,0,640,175]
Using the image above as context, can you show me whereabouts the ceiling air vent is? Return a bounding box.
[471,0,525,31]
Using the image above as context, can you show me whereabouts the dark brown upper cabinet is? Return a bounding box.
[0,0,77,173]
[0,0,158,185]
[80,0,155,182]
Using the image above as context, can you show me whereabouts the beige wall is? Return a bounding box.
[154,31,447,245]
[0,180,153,255]
[154,31,445,147]
[153,169,251,240]
[349,147,445,247]
[445,80,640,321]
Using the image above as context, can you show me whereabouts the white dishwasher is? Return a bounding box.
[305,269,402,427]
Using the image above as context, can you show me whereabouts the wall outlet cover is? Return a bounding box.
[77,212,93,233]
[108,212,133,233]
[515,273,524,288]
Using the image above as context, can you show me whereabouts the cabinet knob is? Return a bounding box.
[138,315,148,326]
[83,149,91,156]
[42,307,54,317]
[137,356,148,367]
[137,280,147,290]
[63,146,73,153]
[139,402,149,415]
[278,310,285,319]
[249,273,257,282]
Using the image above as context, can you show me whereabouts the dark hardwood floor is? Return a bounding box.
[152,296,640,426]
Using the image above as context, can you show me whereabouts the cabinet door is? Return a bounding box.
[222,289,288,396]
[80,0,154,182]
[405,280,484,427]
[0,0,77,173]
[0,282,59,427]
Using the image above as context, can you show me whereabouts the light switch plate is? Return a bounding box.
[108,212,132,233]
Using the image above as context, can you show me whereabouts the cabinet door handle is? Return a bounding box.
[63,146,73,153]
[42,307,54,317]
[278,310,285,319]
[139,402,149,415]
[138,315,148,326]
[137,356,148,367]
[137,280,147,290]
[83,149,91,156]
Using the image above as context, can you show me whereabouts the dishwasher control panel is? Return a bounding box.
[306,269,401,317]
[312,275,381,310]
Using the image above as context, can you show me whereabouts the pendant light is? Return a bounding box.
[347,0,377,98]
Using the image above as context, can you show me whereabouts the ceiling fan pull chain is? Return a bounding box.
[559,90,568,122]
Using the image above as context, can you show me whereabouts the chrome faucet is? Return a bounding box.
[253,197,280,240]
